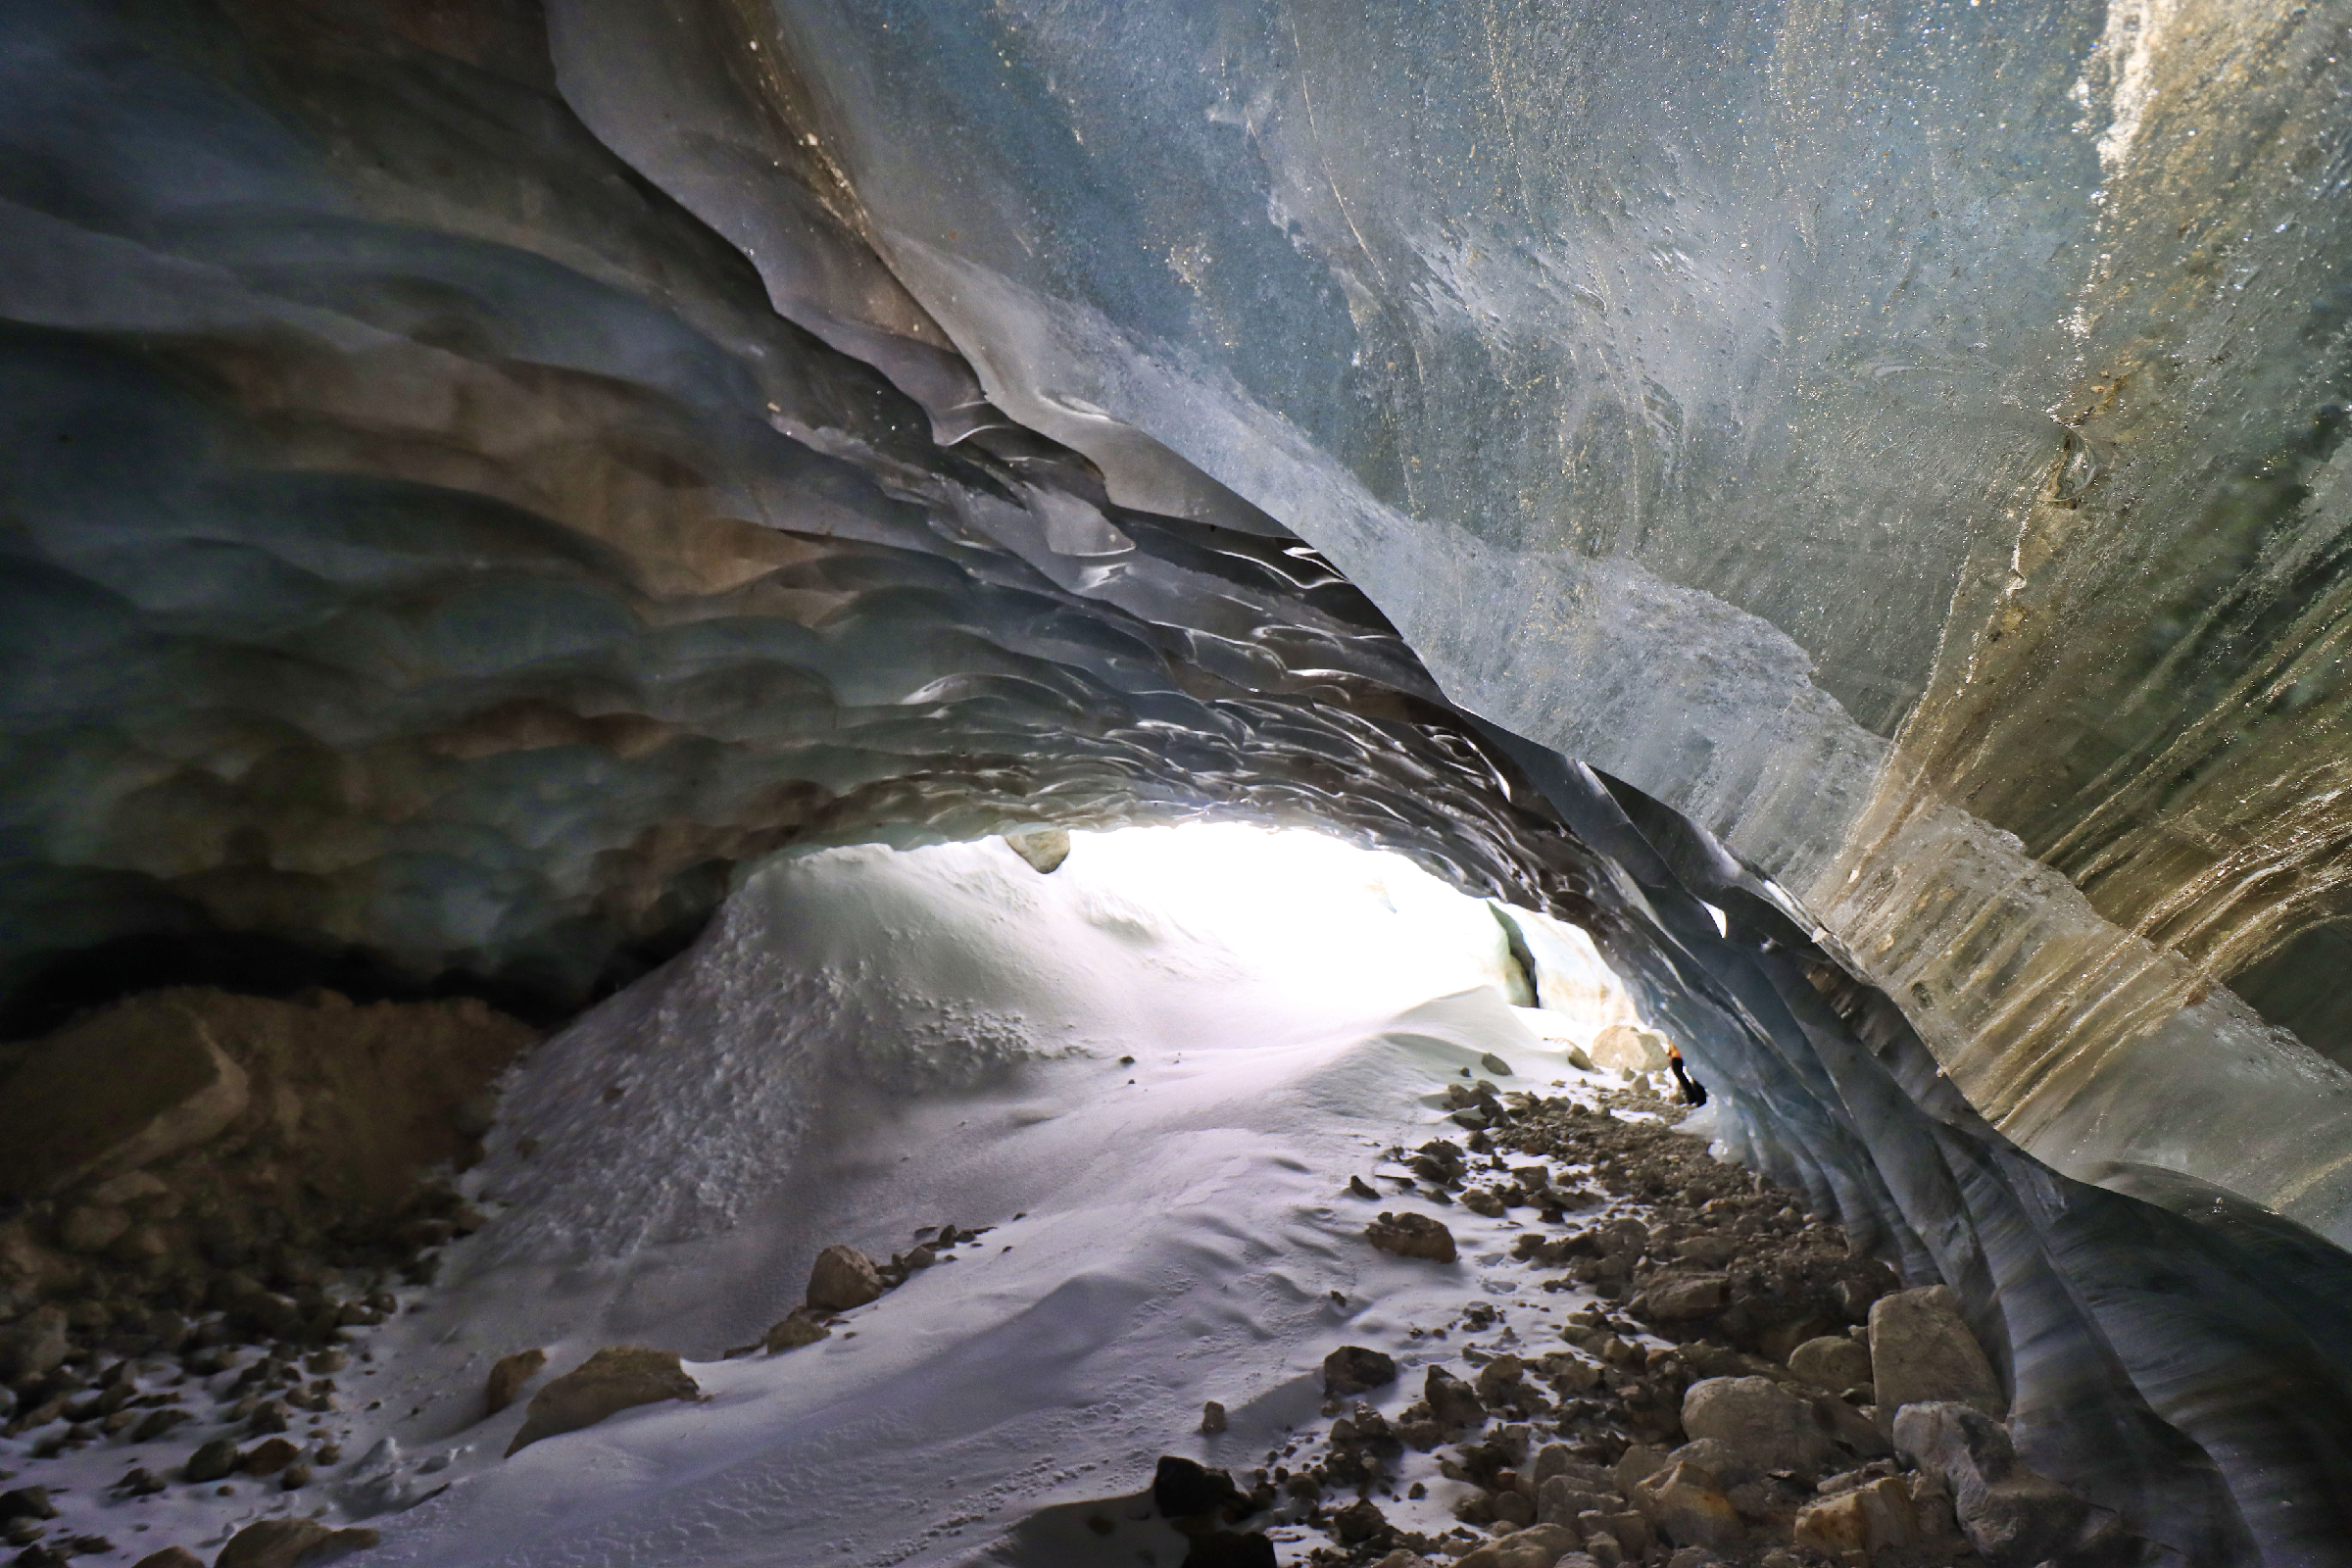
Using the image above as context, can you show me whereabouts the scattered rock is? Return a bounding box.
[1479,1053,1514,1077]
[484,1348,548,1415]
[1633,1460,1743,1552]
[1322,1346,1398,1396]
[505,1346,703,1456]
[1455,1522,1577,1567]
[1788,1334,1872,1393]
[1680,1376,1837,1478]
[805,1245,886,1311]
[1893,1400,2139,1568]
[215,1518,379,1568]
[1200,1400,1226,1435]
[1794,1474,1918,1559]
[1365,1211,1456,1263]
[1869,1286,2003,1423]
[184,1438,241,1484]
[761,1309,831,1352]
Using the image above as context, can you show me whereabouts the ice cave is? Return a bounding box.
[2,1,2350,1566]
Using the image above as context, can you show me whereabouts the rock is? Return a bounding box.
[279,1462,313,1491]
[1366,1211,1457,1263]
[805,1245,886,1311]
[1793,1475,1918,1559]
[1530,1444,1614,1492]
[1613,1444,1672,1496]
[761,1309,831,1352]
[132,1407,190,1443]
[1004,829,1071,873]
[1176,1531,1276,1567]
[1348,1175,1381,1199]
[1455,1523,1578,1567]
[1641,1274,1730,1323]
[505,1346,703,1456]
[1892,1401,2138,1568]
[130,1550,205,1568]
[1680,1376,1837,1478]
[240,1437,302,1476]
[1151,1454,1244,1520]
[0,1001,251,1200]
[1539,1476,1621,1527]
[1479,1053,1514,1077]
[0,1489,57,1522]
[1788,1334,1872,1393]
[1664,1438,1753,1488]
[1868,1287,2002,1422]
[0,1306,69,1380]
[1473,1353,1526,1405]
[484,1348,548,1415]
[1323,1345,1398,1396]
[1200,1400,1226,1434]
[1590,1024,1671,1073]
[1633,1460,1743,1552]
[59,1203,130,1254]
[1369,1553,1434,1568]
[1423,1365,1485,1428]
[1332,1496,1389,1544]
[184,1437,242,1483]
[215,1518,380,1568]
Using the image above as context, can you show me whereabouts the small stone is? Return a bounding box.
[1322,1346,1398,1396]
[1473,1353,1526,1405]
[484,1348,547,1415]
[1348,1175,1380,1200]
[1366,1211,1457,1263]
[122,1468,167,1496]
[245,1401,289,1435]
[805,1246,885,1312]
[1004,828,1072,873]
[131,1408,190,1443]
[0,1307,70,1381]
[1479,1053,1513,1077]
[239,1437,301,1477]
[760,1310,831,1353]
[279,1462,312,1491]
[184,1437,241,1483]
[1640,1274,1730,1323]
[1332,1496,1389,1544]
[505,1346,702,1456]
[0,1489,57,1523]
[215,1518,379,1568]
[1200,1400,1226,1434]
[1150,1454,1243,1520]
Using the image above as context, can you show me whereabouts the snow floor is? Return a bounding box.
[16,827,1682,1567]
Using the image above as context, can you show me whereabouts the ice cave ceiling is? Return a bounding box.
[8,0,2352,1553]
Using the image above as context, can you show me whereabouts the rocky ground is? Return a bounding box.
[0,990,536,1568]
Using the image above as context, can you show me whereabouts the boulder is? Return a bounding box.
[1539,1476,1621,1527]
[761,1309,831,1352]
[1473,1353,1527,1405]
[1788,1334,1872,1393]
[1590,1024,1671,1073]
[1633,1460,1743,1551]
[215,1519,379,1568]
[1680,1376,1836,1478]
[505,1346,702,1455]
[184,1437,241,1483]
[1424,1365,1486,1428]
[1642,1275,1730,1323]
[239,1437,301,1476]
[0,1001,249,1200]
[130,1550,205,1568]
[0,1304,69,1379]
[1366,1211,1457,1263]
[1794,1475,1918,1558]
[1868,1286,2002,1422]
[1456,1523,1578,1568]
[1323,1345,1398,1396]
[485,1348,548,1415]
[1892,1400,2138,1568]
[1613,1444,1672,1496]
[806,1245,886,1311]
[1663,1438,1753,1488]
[1151,1454,1245,1520]
[1004,828,1072,873]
